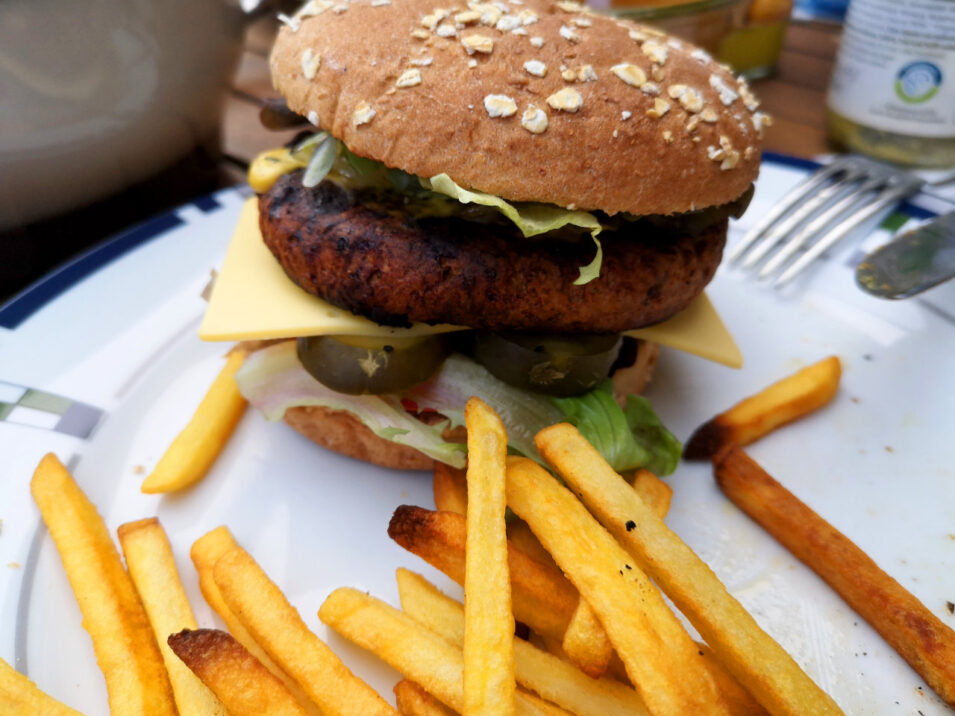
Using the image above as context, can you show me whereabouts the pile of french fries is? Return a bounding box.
[6,354,955,715]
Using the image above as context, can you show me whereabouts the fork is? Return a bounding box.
[729,155,925,288]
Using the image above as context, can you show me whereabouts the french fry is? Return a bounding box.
[394,680,456,716]
[388,506,576,643]
[117,518,226,716]
[505,456,730,716]
[716,447,955,708]
[433,462,468,514]
[141,350,247,493]
[560,601,613,679]
[396,569,650,716]
[506,519,558,570]
[631,469,673,518]
[0,657,81,715]
[535,424,843,716]
[213,545,396,716]
[190,526,320,714]
[560,472,671,679]
[463,397,516,716]
[167,629,307,716]
[685,356,841,460]
[318,588,570,716]
[30,453,177,716]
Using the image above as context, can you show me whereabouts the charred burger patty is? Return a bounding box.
[260,172,734,333]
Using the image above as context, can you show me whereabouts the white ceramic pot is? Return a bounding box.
[0,0,245,230]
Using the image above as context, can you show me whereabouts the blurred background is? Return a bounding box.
[4,0,950,303]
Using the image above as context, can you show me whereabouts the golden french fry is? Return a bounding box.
[167,629,307,716]
[566,471,670,678]
[190,526,320,714]
[506,519,558,570]
[631,469,672,518]
[433,462,468,514]
[213,546,395,716]
[464,397,516,716]
[560,600,613,679]
[716,447,955,708]
[141,350,247,493]
[30,454,177,716]
[685,356,842,460]
[393,680,456,716]
[0,657,81,715]
[118,518,226,716]
[505,456,729,716]
[388,506,576,643]
[318,588,569,716]
[396,569,650,716]
[536,424,843,716]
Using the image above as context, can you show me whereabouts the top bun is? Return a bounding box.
[269,0,765,216]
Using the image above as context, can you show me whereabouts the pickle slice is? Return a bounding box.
[297,335,452,395]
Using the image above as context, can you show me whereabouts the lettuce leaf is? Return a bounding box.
[235,342,680,474]
[426,173,604,285]
[235,342,467,467]
[551,381,682,475]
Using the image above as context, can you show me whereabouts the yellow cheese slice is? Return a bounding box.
[200,198,742,368]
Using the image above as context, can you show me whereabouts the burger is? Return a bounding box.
[202,0,765,473]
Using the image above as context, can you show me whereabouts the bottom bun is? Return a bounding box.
[282,342,660,471]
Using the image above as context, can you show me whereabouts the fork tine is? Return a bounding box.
[756,177,883,279]
[773,183,918,288]
[727,161,846,263]
[740,174,863,269]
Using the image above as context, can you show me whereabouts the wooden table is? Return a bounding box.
[222,15,843,171]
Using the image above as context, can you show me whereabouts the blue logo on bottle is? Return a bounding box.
[895,61,942,104]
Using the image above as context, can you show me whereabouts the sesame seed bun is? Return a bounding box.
[269,0,763,216]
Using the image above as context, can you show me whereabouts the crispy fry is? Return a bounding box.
[0,657,81,715]
[141,350,247,493]
[213,546,396,716]
[396,569,650,716]
[30,453,177,715]
[560,470,669,678]
[388,506,576,643]
[685,356,841,460]
[464,397,516,716]
[631,469,672,518]
[506,519,558,570]
[118,518,226,715]
[505,456,729,716]
[535,424,842,716]
[167,629,307,715]
[394,680,456,716]
[190,526,320,714]
[318,588,569,716]
[433,462,468,514]
[716,447,955,708]
[560,600,613,679]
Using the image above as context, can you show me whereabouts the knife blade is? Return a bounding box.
[855,210,955,299]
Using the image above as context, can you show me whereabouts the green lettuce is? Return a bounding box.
[425,173,604,285]
[551,380,682,475]
[237,342,681,475]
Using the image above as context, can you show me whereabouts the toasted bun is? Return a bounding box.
[281,342,660,470]
[269,0,762,216]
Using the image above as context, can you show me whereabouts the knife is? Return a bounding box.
[855,210,955,299]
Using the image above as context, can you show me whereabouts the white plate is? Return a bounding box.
[1,157,954,715]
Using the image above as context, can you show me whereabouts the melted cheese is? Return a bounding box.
[200,198,743,368]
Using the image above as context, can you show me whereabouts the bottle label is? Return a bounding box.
[827,0,955,138]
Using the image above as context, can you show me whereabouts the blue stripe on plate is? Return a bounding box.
[0,212,183,330]
[762,151,821,172]
[194,195,223,213]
